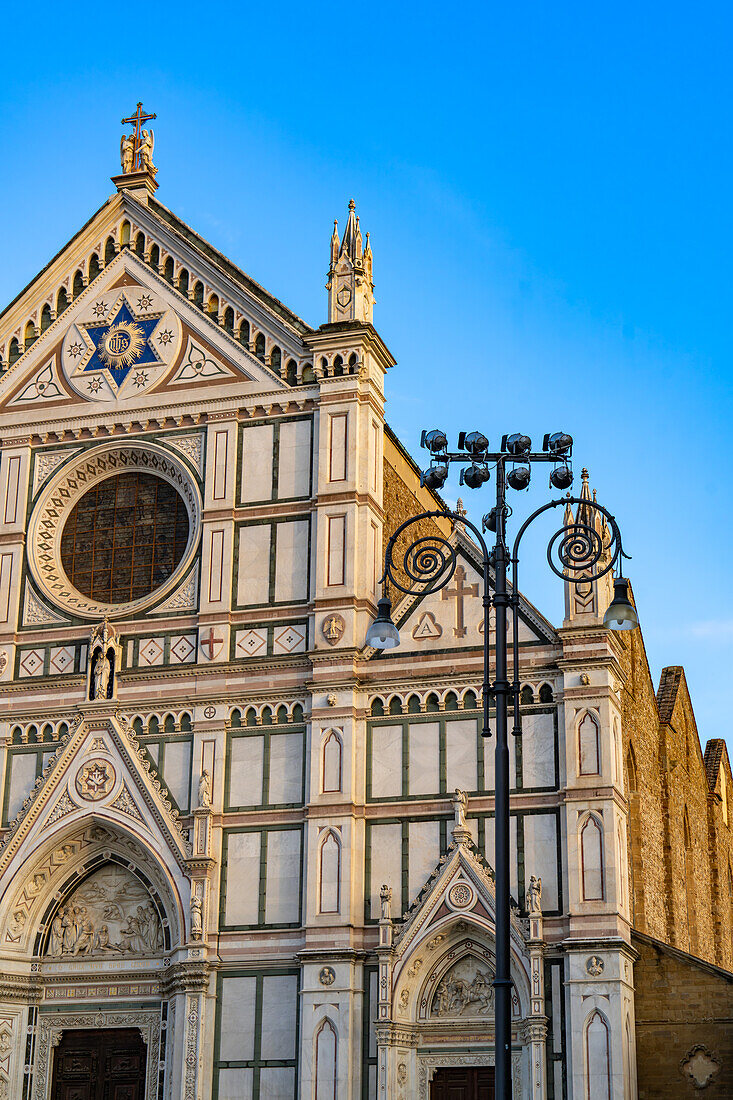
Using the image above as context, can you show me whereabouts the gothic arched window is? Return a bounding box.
[580,815,605,901]
[578,712,600,776]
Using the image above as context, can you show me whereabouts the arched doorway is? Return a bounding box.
[50,1027,147,1099]
[430,1066,495,1099]
[0,817,187,1099]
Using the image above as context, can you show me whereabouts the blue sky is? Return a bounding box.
[2,2,731,746]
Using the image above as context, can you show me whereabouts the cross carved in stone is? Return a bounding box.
[441,564,478,637]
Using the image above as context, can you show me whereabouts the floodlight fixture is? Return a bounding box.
[507,464,531,490]
[459,431,489,457]
[504,433,532,457]
[461,463,491,489]
[421,464,449,491]
[421,429,448,454]
[543,431,573,455]
[549,464,573,490]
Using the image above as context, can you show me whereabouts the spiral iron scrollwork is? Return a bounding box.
[400,535,456,593]
[544,505,622,582]
[381,511,485,597]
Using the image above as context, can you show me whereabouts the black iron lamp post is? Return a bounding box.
[365,430,633,1100]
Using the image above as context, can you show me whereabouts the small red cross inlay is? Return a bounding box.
[200,628,223,659]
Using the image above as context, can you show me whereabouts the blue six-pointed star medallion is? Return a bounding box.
[82,300,163,387]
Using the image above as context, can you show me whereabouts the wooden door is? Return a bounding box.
[430,1066,496,1100]
[51,1028,147,1100]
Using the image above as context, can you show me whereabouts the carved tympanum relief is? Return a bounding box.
[46,864,163,958]
[432,957,495,1017]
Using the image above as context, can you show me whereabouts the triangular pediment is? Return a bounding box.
[385,828,531,1026]
[0,707,192,883]
[383,529,557,654]
[0,189,315,413]
[392,829,525,965]
[0,253,296,413]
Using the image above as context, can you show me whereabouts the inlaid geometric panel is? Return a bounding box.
[138,639,164,666]
[19,649,44,677]
[273,625,306,655]
[235,628,267,658]
[169,634,196,664]
[49,646,75,675]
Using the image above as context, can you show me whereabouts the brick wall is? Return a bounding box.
[634,931,733,1098]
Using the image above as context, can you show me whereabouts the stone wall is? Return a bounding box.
[382,426,451,597]
[633,931,733,1098]
[615,620,733,971]
[616,629,668,942]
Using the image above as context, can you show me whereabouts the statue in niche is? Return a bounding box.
[452,788,468,829]
[88,621,120,702]
[198,770,212,808]
[191,888,203,939]
[46,865,163,958]
[526,875,542,915]
[49,909,65,957]
[91,649,112,700]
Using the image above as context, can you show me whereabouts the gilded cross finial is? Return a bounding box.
[120,102,157,176]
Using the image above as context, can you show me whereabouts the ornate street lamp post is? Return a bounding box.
[366,430,633,1100]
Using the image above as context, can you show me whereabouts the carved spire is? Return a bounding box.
[330,219,340,266]
[326,200,374,324]
[563,469,613,625]
[576,467,594,529]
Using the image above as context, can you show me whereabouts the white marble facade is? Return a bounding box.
[0,172,637,1100]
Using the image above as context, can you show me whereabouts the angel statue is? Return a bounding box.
[120,132,135,174]
[140,129,156,174]
[527,875,542,914]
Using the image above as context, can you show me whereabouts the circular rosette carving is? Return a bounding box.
[447,882,475,910]
[75,759,116,802]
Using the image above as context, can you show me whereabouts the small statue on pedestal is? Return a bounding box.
[527,875,542,915]
[452,788,468,829]
[380,884,392,921]
[198,770,212,808]
[191,888,203,940]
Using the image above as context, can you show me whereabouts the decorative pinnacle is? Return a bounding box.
[581,468,589,482]
[349,199,356,210]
